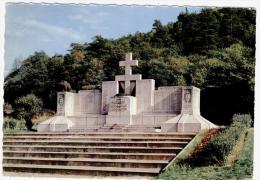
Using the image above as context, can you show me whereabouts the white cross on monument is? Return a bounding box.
[115,52,142,95]
[119,53,138,75]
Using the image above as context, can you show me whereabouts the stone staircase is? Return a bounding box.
[70,124,161,132]
[3,132,196,178]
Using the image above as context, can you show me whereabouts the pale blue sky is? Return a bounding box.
[5,4,201,76]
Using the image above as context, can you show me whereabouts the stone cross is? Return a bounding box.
[119,53,138,75]
[116,53,141,95]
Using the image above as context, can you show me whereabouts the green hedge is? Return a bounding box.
[185,114,252,166]
[3,117,27,132]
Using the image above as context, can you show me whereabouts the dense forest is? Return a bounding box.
[4,8,256,129]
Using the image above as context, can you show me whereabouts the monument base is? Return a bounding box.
[161,113,217,132]
[106,96,136,125]
[37,116,74,132]
[106,115,133,125]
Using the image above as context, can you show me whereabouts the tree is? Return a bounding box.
[151,20,172,48]
[69,43,86,60]
[4,103,13,117]
[146,59,171,87]
[4,51,49,105]
[3,7,255,127]
[13,94,43,130]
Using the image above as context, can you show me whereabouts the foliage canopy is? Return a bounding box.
[4,7,255,125]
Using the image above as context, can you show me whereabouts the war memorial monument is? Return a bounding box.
[3,53,218,177]
[38,52,216,132]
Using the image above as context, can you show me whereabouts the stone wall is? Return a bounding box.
[101,81,119,114]
[153,86,182,114]
[69,115,106,130]
[131,114,176,127]
[57,92,75,116]
[136,79,155,113]
[74,90,102,116]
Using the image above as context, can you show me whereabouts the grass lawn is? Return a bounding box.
[157,128,253,180]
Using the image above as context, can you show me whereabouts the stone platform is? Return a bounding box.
[3,132,196,177]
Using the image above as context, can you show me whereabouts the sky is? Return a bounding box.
[4,4,201,76]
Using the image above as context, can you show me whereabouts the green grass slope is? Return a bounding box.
[157,128,253,180]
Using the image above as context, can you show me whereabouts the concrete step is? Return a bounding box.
[123,129,160,133]
[4,157,168,168]
[3,164,160,177]
[98,125,158,132]
[3,132,196,138]
[3,132,196,177]
[3,151,175,160]
[98,125,127,132]
[3,145,183,153]
[69,129,99,132]
[3,140,188,148]
[3,136,193,142]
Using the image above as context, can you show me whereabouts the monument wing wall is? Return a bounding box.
[73,90,102,116]
[153,86,182,114]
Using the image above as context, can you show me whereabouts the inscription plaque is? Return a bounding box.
[57,94,65,115]
[110,97,127,112]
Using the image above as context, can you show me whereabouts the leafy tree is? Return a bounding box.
[4,51,49,105]
[3,7,255,126]
[146,59,171,87]
[13,94,43,130]
[4,103,13,116]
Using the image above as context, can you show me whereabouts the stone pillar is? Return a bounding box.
[57,92,75,116]
[181,86,200,115]
[161,86,216,133]
[136,79,155,113]
[57,92,65,116]
[101,81,119,114]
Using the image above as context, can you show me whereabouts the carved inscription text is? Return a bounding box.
[110,97,127,112]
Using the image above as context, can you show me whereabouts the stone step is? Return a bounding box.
[4,132,196,138]
[69,129,99,132]
[98,126,158,132]
[3,151,175,160]
[122,129,160,133]
[3,145,183,153]
[97,129,124,132]
[99,125,124,128]
[3,140,188,148]
[3,164,160,177]
[3,157,168,168]
[3,136,192,142]
[126,125,161,128]
[3,132,196,177]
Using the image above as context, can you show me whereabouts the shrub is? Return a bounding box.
[183,114,252,166]
[3,117,27,131]
[13,94,43,130]
[231,114,252,128]
[15,119,27,130]
[3,117,17,129]
[4,103,13,116]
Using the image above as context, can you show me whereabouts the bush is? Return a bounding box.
[13,94,43,130]
[4,103,13,116]
[231,114,252,128]
[184,114,252,166]
[3,117,17,129]
[157,129,254,180]
[16,119,27,130]
[3,117,27,131]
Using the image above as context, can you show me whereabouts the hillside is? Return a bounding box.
[4,7,255,130]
